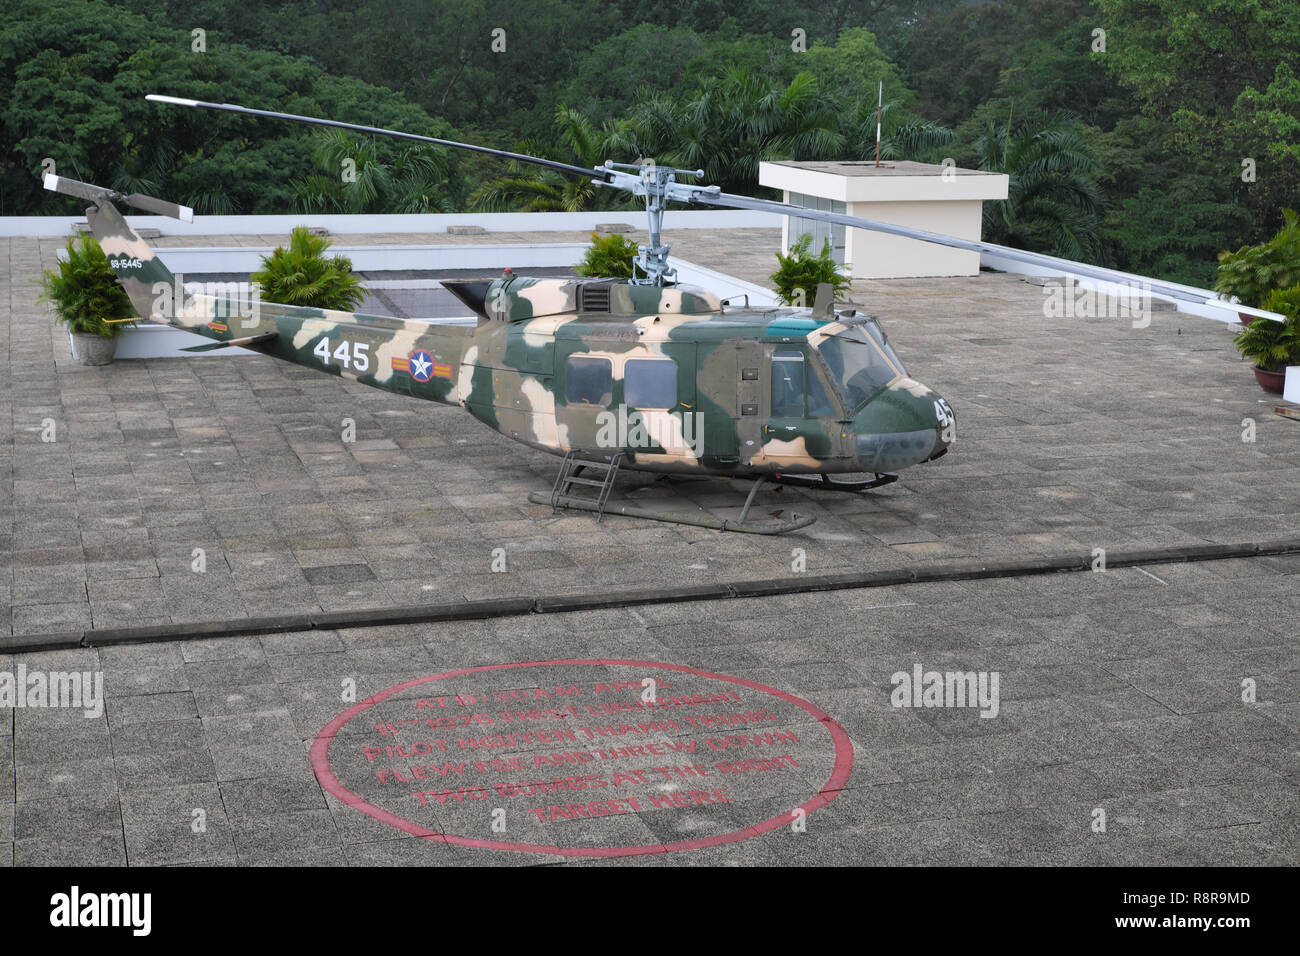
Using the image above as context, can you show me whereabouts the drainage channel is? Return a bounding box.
[4,537,1298,654]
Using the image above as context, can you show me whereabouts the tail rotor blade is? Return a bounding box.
[124,193,194,222]
[44,174,194,222]
[43,174,109,205]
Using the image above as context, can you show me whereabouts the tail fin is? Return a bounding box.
[43,174,187,324]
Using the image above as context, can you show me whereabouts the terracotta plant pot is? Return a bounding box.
[1239,311,1256,326]
[70,332,118,366]
[1253,366,1286,394]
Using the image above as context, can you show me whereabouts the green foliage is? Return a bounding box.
[575,233,639,278]
[1,0,462,216]
[1095,0,1300,240]
[904,1,1120,130]
[39,236,136,338]
[977,111,1105,261]
[851,101,956,164]
[1102,182,1251,287]
[1092,116,1252,285]
[469,105,636,212]
[5,0,1289,294]
[770,234,851,307]
[801,28,910,107]
[1094,0,1296,120]
[622,69,845,195]
[290,129,455,214]
[1234,61,1300,220]
[1214,210,1300,309]
[104,0,624,139]
[251,227,366,311]
[1232,285,1300,371]
[560,24,710,119]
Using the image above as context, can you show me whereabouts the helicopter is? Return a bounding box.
[42,95,1282,534]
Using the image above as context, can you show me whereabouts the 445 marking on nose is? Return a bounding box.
[934,398,955,441]
[313,337,371,372]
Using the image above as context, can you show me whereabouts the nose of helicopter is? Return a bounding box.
[851,378,953,472]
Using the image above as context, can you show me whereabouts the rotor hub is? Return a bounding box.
[598,161,715,287]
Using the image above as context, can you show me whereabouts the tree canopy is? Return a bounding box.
[4,0,1295,287]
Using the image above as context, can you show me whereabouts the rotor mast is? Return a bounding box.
[596,161,704,286]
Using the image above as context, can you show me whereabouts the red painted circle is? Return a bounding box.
[311,658,854,857]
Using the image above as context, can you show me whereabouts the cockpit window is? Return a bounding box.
[771,349,838,417]
[861,319,907,376]
[816,328,902,411]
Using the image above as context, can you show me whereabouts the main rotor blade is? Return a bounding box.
[690,190,1281,321]
[146,94,611,183]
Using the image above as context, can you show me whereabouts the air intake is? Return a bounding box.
[581,284,611,313]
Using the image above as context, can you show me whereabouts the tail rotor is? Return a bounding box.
[43,174,194,222]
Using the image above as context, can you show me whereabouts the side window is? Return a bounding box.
[771,350,805,417]
[625,358,677,408]
[565,355,612,405]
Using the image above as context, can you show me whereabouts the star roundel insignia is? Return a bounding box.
[409,350,435,382]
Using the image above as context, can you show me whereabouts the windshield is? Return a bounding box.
[861,319,907,376]
[815,328,903,410]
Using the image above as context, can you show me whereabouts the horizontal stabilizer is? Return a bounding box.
[181,332,278,352]
[43,174,194,222]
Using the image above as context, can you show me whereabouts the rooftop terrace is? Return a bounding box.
[1,225,1297,866]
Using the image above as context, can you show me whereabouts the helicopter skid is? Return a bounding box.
[527,490,815,535]
[772,472,899,493]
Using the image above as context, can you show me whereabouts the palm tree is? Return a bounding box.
[623,69,845,195]
[976,111,1105,261]
[468,105,636,212]
[846,99,955,163]
[112,142,245,215]
[290,129,455,214]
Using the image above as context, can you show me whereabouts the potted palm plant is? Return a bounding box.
[1215,209,1300,324]
[39,235,137,365]
[1232,284,1300,393]
[575,232,639,278]
[251,226,366,309]
[770,233,851,306]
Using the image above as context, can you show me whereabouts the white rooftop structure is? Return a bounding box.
[759,159,1009,279]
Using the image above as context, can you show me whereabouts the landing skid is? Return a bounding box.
[773,472,899,493]
[527,473,815,534]
[529,460,900,534]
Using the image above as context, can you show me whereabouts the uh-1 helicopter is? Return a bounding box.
[44,94,1281,534]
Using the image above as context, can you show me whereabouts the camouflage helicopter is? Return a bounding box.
[43,95,1277,533]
